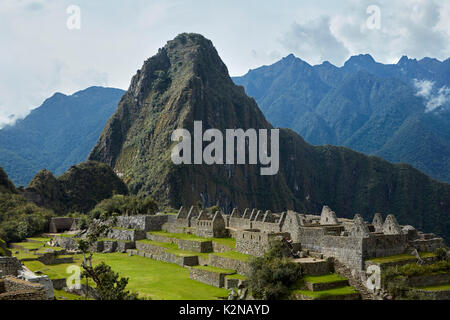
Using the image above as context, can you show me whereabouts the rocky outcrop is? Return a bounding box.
[20,161,128,214]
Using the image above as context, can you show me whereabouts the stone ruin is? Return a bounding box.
[0,256,53,300]
[52,204,447,282]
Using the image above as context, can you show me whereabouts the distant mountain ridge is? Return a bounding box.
[0,86,125,186]
[89,33,450,242]
[233,54,450,183]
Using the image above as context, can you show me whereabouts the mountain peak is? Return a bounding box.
[345,54,376,67]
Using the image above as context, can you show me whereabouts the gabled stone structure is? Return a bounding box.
[372,213,384,232]
[382,214,402,235]
[133,205,446,273]
[319,206,339,225]
[349,214,371,238]
[194,210,227,238]
[49,217,74,233]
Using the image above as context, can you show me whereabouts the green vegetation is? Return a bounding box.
[291,286,358,299]
[225,274,246,280]
[23,161,129,214]
[81,261,140,300]
[382,260,450,300]
[22,251,228,300]
[54,289,90,300]
[367,252,436,264]
[233,54,450,185]
[192,265,235,274]
[0,192,54,243]
[247,240,302,300]
[0,238,11,256]
[303,273,347,284]
[0,87,124,187]
[91,194,158,219]
[416,283,450,291]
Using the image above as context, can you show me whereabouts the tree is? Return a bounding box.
[77,221,140,300]
[81,262,139,300]
[247,239,302,300]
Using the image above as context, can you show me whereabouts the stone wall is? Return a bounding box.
[0,276,47,300]
[37,253,73,265]
[409,238,446,252]
[53,236,78,250]
[235,230,289,257]
[208,255,251,275]
[108,228,146,241]
[116,214,169,232]
[412,289,450,300]
[146,233,213,253]
[406,273,450,288]
[189,267,235,288]
[212,242,234,253]
[362,234,408,259]
[129,248,199,267]
[0,256,22,276]
[52,278,67,290]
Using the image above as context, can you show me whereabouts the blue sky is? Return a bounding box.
[0,0,449,127]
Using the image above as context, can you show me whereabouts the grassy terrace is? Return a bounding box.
[366,252,436,264]
[225,274,247,280]
[192,265,235,274]
[415,283,450,291]
[136,239,210,259]
[292,286,359,299]
[22,252,228,300]
[212,251,253,262]
[148,231,236,248]
[27,237,51,243]
[10,238,65,260]
[303,273,347,284]
[56,233,76,238]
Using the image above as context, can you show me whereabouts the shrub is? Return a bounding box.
[90,195,159,219]
[247,240,302,300]
[434,248,448,261]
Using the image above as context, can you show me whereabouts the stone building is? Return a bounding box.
[49,217,74,233]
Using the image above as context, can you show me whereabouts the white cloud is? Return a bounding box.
[280,16,349,65]
[413,79,450,112]
[413,79,434,98]
[426,87,450,112]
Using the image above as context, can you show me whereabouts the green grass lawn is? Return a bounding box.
[192,265,235,274]
[93,253,228,300]
[11,241,45,250]
[225,274,246,280]
[23,252,229,300]
[209,237,236,248]
[415,283,450,291]
[212,251,253,262]
[54,289,90,300]
[366,252,436,264]
[292,286,359,299]
[26,237,51,243]
[303,273,347,284]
